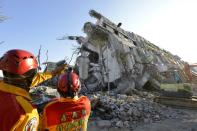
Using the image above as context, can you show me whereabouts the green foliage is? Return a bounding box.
[183,83,192,92]
[160,83,192,93]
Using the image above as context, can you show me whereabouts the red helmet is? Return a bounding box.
[58,71,81,93]
[0,49,38,75]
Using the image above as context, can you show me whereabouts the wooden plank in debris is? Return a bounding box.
[154,96,197,109]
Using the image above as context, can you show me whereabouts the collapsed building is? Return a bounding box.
[73,10,190,94]
[30,10,197,130]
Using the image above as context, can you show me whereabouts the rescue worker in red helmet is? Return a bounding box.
[0,49,65,131]
[40,68,91,131]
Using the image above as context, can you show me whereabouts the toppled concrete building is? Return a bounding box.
[29,11,197,130]
[73,10,190,94]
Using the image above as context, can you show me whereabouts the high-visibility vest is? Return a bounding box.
[0,81,39,131]
[40,96,91,131]
[0,71,57,130]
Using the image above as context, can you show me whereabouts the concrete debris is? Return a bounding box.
[30,86,185,130]
[71,10,192,93]
[30,86,60,113]
[87,91,184,129]
[96,120,111,128]
[115,121,123,128]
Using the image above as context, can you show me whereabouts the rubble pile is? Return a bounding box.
[31,86,185,130]
[87,91,184,129]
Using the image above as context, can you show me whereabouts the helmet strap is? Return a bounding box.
[66,70,71,93]
[65,69,75,98]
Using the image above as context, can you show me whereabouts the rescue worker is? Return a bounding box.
[40,68,91,131]
[0,49,65,131]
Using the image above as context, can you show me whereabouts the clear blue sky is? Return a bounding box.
[1,0,197,67]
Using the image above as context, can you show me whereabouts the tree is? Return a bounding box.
[0,6,6,44]
[0,41,4,45]
[0,16,6,22]
[0,7,6,23]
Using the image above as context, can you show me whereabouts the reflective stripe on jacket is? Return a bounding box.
[40,96,91,131]
[0,81,39,131]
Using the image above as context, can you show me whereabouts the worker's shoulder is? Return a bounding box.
[0,90,20,107]
[79,95,90,101]
[0,92,25,119]
[44,96,90,108]
[79,96,91,108]
[79,96,90,103]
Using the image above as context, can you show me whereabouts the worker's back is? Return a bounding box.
[0,90,25,131]
[0,82,39,131]
[40,96,91,131]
